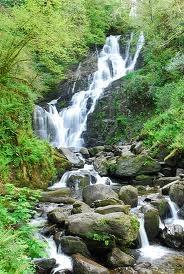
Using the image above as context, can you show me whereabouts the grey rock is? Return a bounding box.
[142,205,159,241]
[107,247,135,267]
[60,236,90,257]
[95,204,130,215]
[169,181,184,207]
[119,185,138,208]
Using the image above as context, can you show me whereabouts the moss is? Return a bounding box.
[85,231,115,247]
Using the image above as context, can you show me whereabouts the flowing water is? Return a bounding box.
[34,33,144,148]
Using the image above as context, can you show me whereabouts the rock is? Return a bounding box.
[161,167,172,177]
[72,254,110,274]
[72,201,93,214]
[134,175,153,186]
[119,185,138,208]
[178,205,184,219]
[80,147,90,158]
[150,198,170,219]
[94,156,109,176]
[95,205,130,215]
[134,262,151,272]
[82,184,118,206]
[55,271,72,274]
[68,212,139,248]
[89,146,105,157]
[131,141,144,155]
[92,198,123,208]
[164,149,179,167]
[142,205,159,241]
[33,258,56,274]
[60,147,84,168]
[169,181,184,207]
[109,267,136,274]
[40,188,71,202]
[161,179,179,195]
[60,236,90,257]
[107,248,135,267]
[112,155,161,178]
[160,224,184,249]
[67,174,90,189]
[47,207,70,226]
[53,149,72,177]
[155,177,179,188]
[176,168,184,176]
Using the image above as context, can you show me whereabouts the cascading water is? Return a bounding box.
[34,33,144,149]
[139,218,149,248]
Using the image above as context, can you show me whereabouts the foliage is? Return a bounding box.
[86,231,114,247]
[0,184,44,273]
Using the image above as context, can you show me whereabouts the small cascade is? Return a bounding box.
[43,236,73,273]
[166,197,179,220]
[34,34,144,148]
[49,164,112,190]
[139,218,149,248]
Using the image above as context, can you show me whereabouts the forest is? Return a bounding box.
[0,0,184,273]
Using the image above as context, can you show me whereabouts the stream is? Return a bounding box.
[32,19,184,274]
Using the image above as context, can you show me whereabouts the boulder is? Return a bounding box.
[89,146,105,157]
[119,185,138,208]
[160,224,184,249]
[72,201,93,214]
[33,258,56,274]
[107,248,135,267]
[112,155,161,178]
[68,212,139,247]
[94,156,109,176]
[131,141,144,155]
[178,205,184,219]
[109,267,136,274]
[60,236,90,257]
[40,188,71,202]
[155,177,179,188]
[134,175,153,186]
[95,205,130,215]
[60,147,84,168]
[80,147,90,159]
[92,198,123,208]
[67,174,90,189]
[47,207,70,226]
[142,206,159,241]
[82,184,118,206]
[150,198,170,219]
[72,254,110,274]
[161,179,179,195]
[169,181,184,207]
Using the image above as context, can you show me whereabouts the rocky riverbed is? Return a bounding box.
[32,143,184,274]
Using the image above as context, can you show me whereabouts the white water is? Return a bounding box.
[49,164,112,190]
[165,197,184,228]
[139,218,149,248]
[43,236,73,273]
[34,33,144,148]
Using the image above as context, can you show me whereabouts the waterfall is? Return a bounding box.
[139,218,149,248]
[34,34,144,148]
[166,197,179,220]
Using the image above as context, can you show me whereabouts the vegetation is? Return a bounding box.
[0,184,44,273]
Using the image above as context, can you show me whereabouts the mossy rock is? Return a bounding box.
[53,149,72,176]
[119,185,138,208]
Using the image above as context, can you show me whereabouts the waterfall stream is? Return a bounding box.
[34,33,144,148]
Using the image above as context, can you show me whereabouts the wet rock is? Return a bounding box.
[131,141,144,155]
[161,167,172,177]
[150,197,170,219]
[72,201,93,214]
[92,198,123,208]
[95,204,130,215]
[160,224,184,249]
[40,224,56,236]
[169,181,184,207]
[67,174,90,189]
[60,236,90,257]
[33,258,56,274]
[178,205,184,219]
[47,207,71,226]
[40,188,71,202]
[133,175,153,186]
[80,147,90,158]
[164,150,179,167]
[89,146,105,157]
[112,155,161,178]
[155,177,179,188]
[94,155,109,176]
[142,205,159,241]
[134,262,151,272]
[107,247,135,267]
[68,212,139,247]
[54,270,72,274]
[82,184,118,206]
[119,185,138,208]
[72,253,110,274]
[176,168,184,176]
[161,179,179,195]
[60,147,84,168]
[109,267,136,274]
